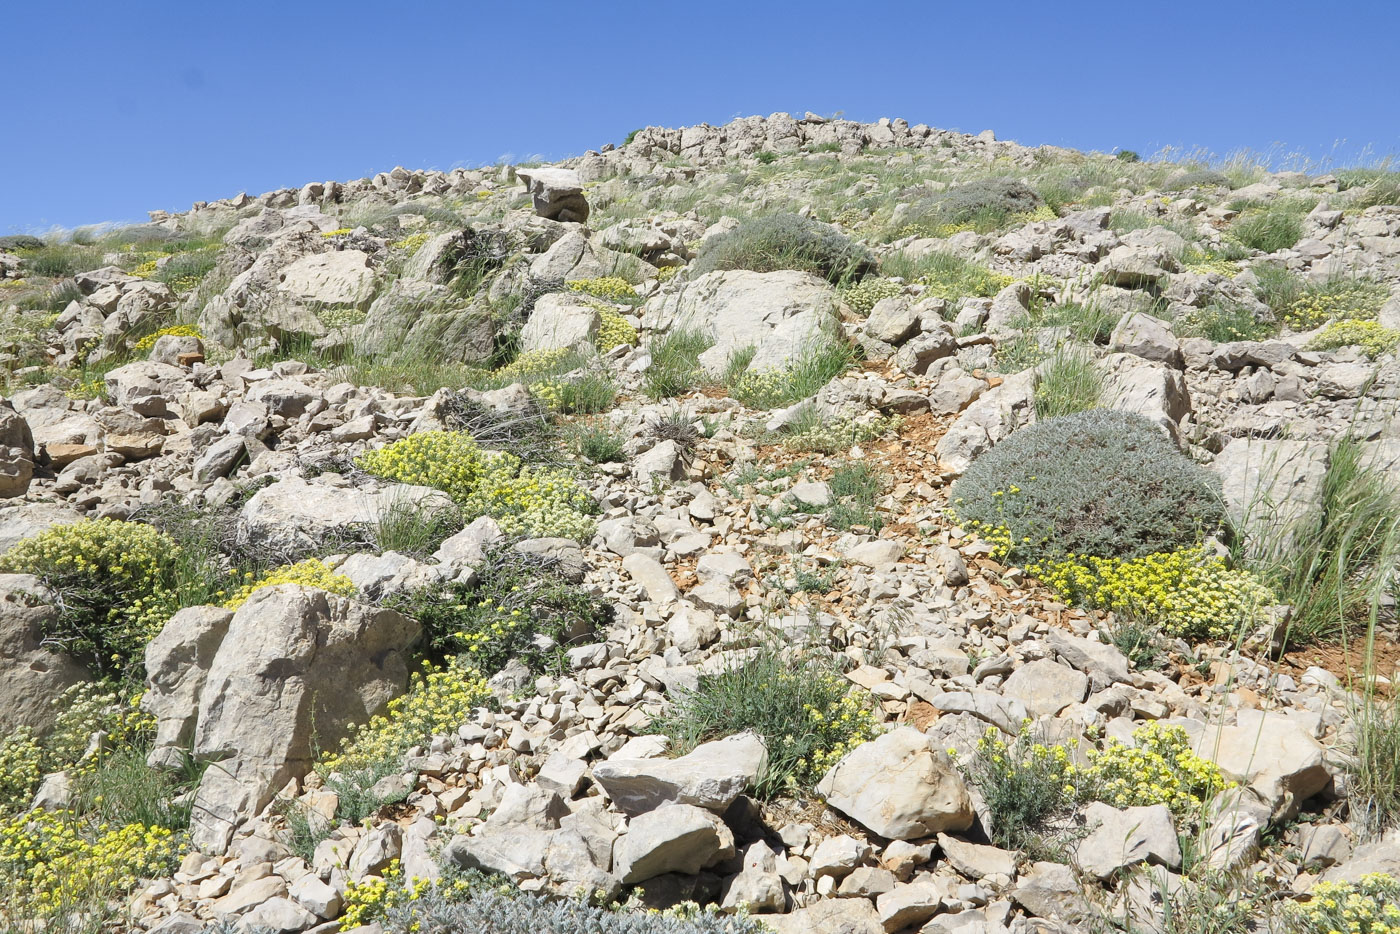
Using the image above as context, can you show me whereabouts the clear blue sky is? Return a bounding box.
[4,0,1397,233]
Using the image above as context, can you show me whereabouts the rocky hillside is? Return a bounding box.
[1,112,1399,934]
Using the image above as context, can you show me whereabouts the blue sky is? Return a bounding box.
[4,0,1397,233]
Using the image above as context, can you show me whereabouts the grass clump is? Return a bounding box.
[1033,348,1102,420]
[951,410,1226,565]
[651,647,880,798]
[0,519,180,676]
[881,250,1012,301]
[356,430,597,541]
[642,328,712,400]
[690,213,875,285]
[961,727,1080,854]
[825,461,885,532]
[724,337,854,409]
[1349,698,1400,836]
[1308,319,1400,358]
[371,497,464,559]
[530,372,618,415]
[1230,205,1305,253]
[568,423,627,463]
[1248,436,1400,646]
[1173,303,1276,343]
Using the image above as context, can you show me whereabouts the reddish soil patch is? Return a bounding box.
[1278,629,1400,691]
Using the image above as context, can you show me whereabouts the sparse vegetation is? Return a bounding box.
[690,213,875,284]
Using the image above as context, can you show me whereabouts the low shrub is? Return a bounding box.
[567,276,638,303]
[0,519,180,675]
[904,178,1045,234]
[0,730,43,811]
[1084,721,1230,814]
[1173,303,1276,343]
[1164,169,1232,191]
[322,657,492,775]
[398,546,610,674]
[1308,319,1400,358]
[1286,874,1400,934]
[595,308,639,351]
[880,250,1012,301]
[222,558,357,611]
[951,410,1226,565]
[1034,546,1273,640]
[778,411,902,455]
[356,431,597,540]
[442,228,512,298]
[962,727,1079,854]
[1116,150,1141,163]
[530,373,618,414]
[569,423,626,463]
[1283,277,1389,330]
[650,647,879,797]
[1231,206,1304,253]
[841,276,904,314]
[690,213,875,285]
[723,337,853,410]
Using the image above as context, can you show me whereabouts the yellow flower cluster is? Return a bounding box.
[1309,320,1400,359]
[1287,873,1400,934]
[0,518,180,663]
[390,232,431,254]
[323,657,491,774]
[596,308,639,351]
[727,366,801,409]
[655,264,681,282]
[221,558,357,611]
[0,809,180,913]
[841,276,905,314]
[321,227,354,238]
[130,258,160,278]
[132,324,203,354]
[781,415,902,455]
[1032,545,1274,640]
[1084,722,1230,815]
[1179,249,1239,277]
[1013,205,1060,224]
[919,264,1012,301]
[975,726,1080,795]
[44,683,155,777]
[356,431,596,540]
[340,860,487,930]
[1285,279,1389,330]
[566,276,637,302]
[64,376,106,401]
[802,685,880,781]
[0,730,42,811]
[492,348,573,384]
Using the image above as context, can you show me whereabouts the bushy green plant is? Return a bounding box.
[642,329,712,400]
[356,431,597,540]
[1309,319,1400,358]
[650,647,879,797]
[397,545,609,673]
[569,423,626,463]
[1283,277,1389,330]
[1173,303,1276,342]
[723,337,853,410]
[529,373,618,414]
[961,726,1080,854]
[840,276,904,314]
[1116,149,1141,163]
[0,519,180,674]
[1033,348,1102,420]
[1231,206,1304,253]
[442,228,511,297]
[755,150,777,165]
[951,410,1226,564]
[879,250,1012,301]
[1286,874,1400,934]
[904,178,1045,234]
[690,213,875,284]
[1164,169,1232,191]
[221,558,357,610]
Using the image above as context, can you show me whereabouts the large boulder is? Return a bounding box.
[0,401,36,497]
[354,280,495,363]
[171,586,420,852]
[519,292,603,355]
[1168,712,1331,820]
[1100,352,1191,443]
[642,270,843,375]
[592,732,768,816]
[238,476,456,558]
[613,803,734,883]
[816,727,975,839]
[518,167,590,224]
[0,574,90,736]
[277,250,377,308]
[933,370,1035,476]
[0,503,81,553]
[1214,439,1329,557]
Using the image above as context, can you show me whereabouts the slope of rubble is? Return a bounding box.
[1,112,1399,934]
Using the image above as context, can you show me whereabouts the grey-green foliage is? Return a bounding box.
[951,410,1226,564]
[690,213,875,284]
[382,888,770,934]
[906,177,1044,230]
[1164,169,1233,191]
[1231,207,1304,253]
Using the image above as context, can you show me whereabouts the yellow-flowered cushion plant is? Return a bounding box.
[1286,873,1400,934]
[0,809,181,913]
[221,558,357,611]
[596,308,639,351]
[43,683,155,777]
[322,657,491,774]
[0,519,180,671]
[390,232,431,254]
[132,324,203,354]
[1032,546,1275,640]
[1284,279,1389,330]
[1083,721,1230,815]
[0,730,43,811]
[356,431,596,540]
[1308,319,1400,359]
[566,276,637,302]
[841,276,904,314]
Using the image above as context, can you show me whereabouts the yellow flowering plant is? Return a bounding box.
[566,276,638,302]
[0,519,181,674]
[132,324,202,354]
[840,276,904,314]
[1284,278,1389,330]
[1286,873,1400,934]
[595,308,639,351]
[221,558,356,611]
[1308,320,1400,359]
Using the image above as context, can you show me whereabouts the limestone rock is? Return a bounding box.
[593,732,768,816]
[817,727,974,839]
